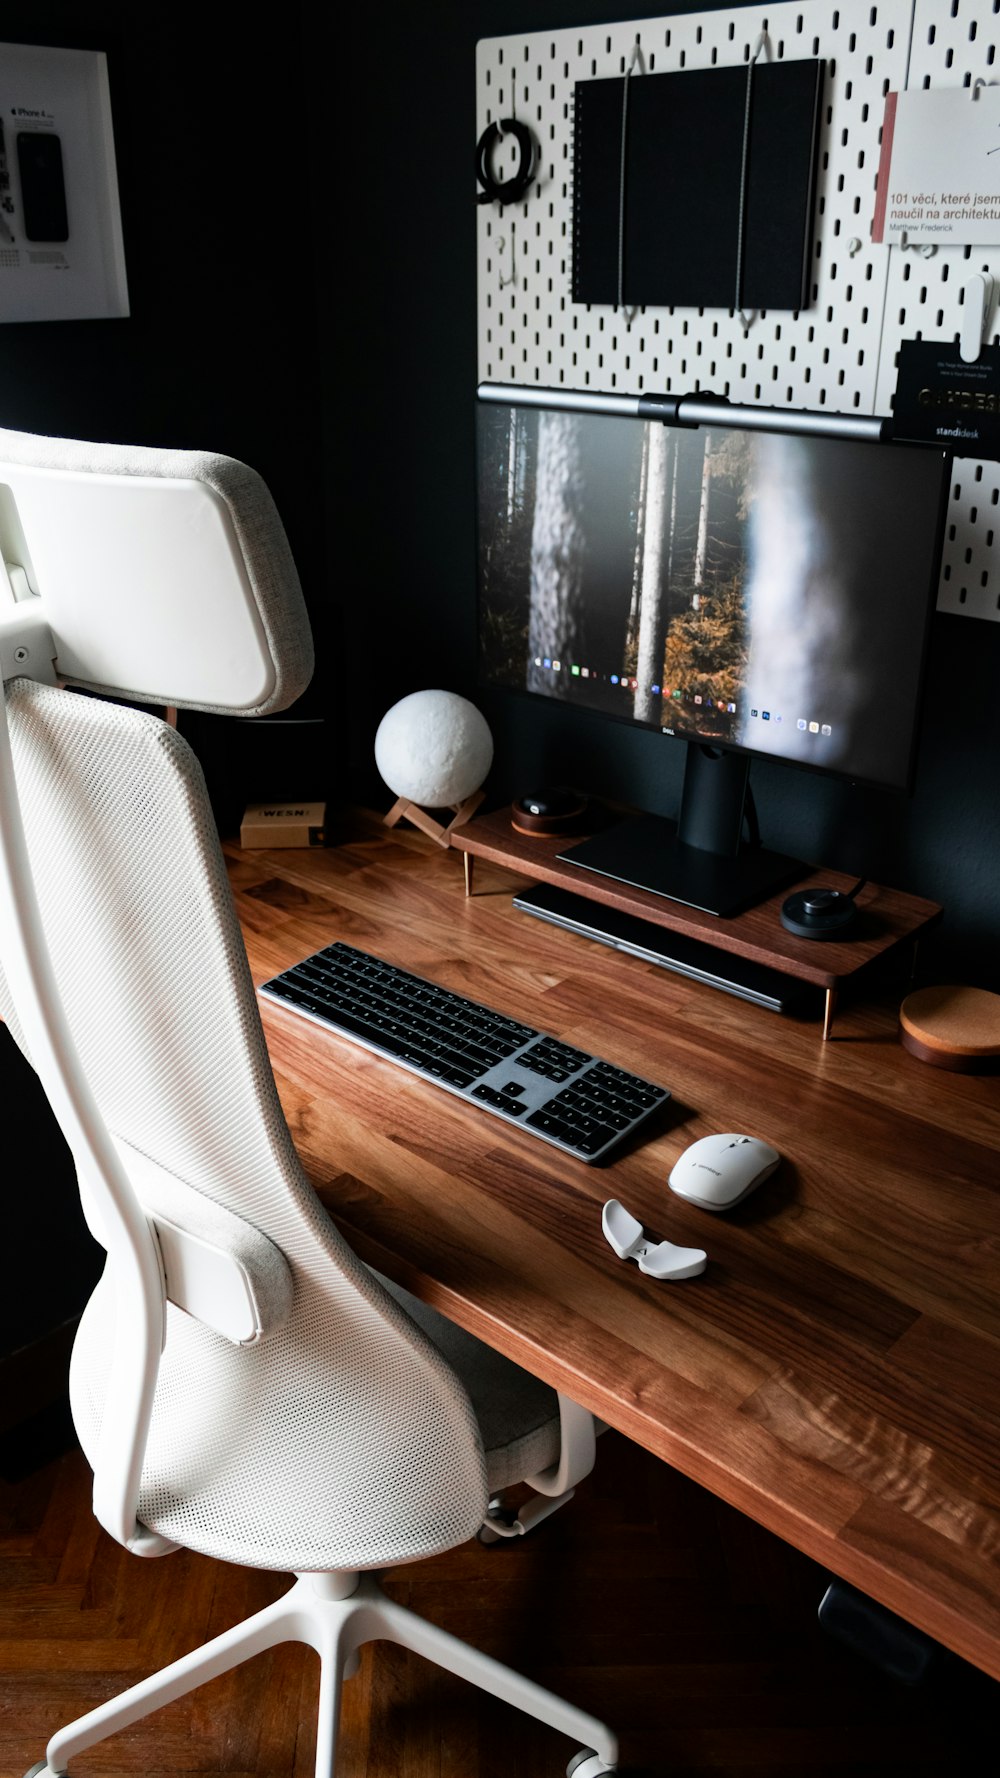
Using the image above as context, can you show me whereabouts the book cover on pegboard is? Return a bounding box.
[572,59,824,314]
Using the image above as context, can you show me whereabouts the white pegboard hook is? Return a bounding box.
[497,226,517,290]
[733,33,770,332]
[961,269,995,363]
[897,228,938,260]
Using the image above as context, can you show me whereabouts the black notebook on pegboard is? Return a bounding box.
[572,59,824,313]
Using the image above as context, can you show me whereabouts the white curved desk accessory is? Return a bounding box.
[602,1197,707,1280]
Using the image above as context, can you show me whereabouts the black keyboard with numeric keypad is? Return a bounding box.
[259,942,670,1163]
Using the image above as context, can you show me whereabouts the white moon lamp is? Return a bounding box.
[375,690,493,845]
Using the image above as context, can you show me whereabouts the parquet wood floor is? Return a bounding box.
[1,1425,995,1777]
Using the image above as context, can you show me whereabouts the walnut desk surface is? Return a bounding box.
[225,812,1000,1681]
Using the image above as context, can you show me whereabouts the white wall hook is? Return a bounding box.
[498,226,517,289]
[602,1199,707,1281]
[615,41,645,323]
[961,270,995,363]
[847,237,862,257]
[896,230,937,260]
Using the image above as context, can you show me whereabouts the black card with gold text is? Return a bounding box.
[892,339,1000,457]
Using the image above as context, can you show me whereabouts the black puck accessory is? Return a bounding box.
[780,884,862,939]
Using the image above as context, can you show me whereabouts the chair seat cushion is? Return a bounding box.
[374,1273,561,1491]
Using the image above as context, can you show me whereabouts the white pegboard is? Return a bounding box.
[873,0,1000,620]
[476,0,1000,621]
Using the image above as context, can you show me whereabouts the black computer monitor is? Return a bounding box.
[476,388,951,916]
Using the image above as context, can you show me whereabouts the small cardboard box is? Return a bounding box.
[240,800,327,849]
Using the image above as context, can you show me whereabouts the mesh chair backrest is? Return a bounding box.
[0,680,488,1571]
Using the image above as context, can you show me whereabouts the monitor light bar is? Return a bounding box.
[477,381,890,444]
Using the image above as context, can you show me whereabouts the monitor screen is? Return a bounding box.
[477,399,950,796]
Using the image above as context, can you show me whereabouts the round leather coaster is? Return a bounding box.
[899,985,1000,1071]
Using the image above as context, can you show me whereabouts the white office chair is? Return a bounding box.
[0,426,618,1778]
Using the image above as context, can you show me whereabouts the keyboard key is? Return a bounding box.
[473,1083,526,1114]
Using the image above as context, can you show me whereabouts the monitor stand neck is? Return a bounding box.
[677,743,749,857]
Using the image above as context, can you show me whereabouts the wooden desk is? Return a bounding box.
[226,811,1000,1681]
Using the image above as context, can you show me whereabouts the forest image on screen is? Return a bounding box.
[477,404,943,790]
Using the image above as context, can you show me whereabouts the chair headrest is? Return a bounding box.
[0,426,314,715]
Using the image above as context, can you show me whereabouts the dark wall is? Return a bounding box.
[0,1,337,825]
[0,0,334,1353]
[333,0,1000,990]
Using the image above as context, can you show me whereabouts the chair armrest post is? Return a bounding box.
[524,1393,596,1497]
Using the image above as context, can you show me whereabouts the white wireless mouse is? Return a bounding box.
[668,1133,780,1212]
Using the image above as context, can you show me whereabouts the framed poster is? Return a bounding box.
[0,42,128,323]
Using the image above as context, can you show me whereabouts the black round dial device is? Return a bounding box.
[780,886,860,939]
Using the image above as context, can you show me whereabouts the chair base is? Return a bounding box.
[26,1568,619,1778]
